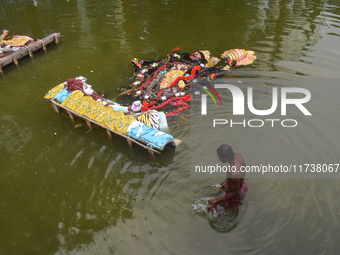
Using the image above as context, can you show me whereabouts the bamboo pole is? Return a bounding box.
[52,104,59,114]
[28,49,33,58]
[127,139,133,149]
[106,129,112,139]
[67,111,74,121]
[85,119,91,129]
[148,149,155,158]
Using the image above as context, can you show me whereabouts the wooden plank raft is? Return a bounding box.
[0,32,61,74]
[45,98,163,157]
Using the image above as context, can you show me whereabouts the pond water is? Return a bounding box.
[1,0,340,254]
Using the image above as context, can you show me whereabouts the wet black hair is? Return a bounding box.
[217,144,234,160]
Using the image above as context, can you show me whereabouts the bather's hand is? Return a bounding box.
[220,179,228,189]
[208,199,219,210]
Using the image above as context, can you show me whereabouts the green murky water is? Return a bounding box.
[1,0,340,254]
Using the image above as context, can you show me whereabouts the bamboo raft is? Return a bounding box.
[45,88,176,157]
[0,32,60,74]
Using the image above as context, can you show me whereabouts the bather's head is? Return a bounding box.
[217,144,234,163]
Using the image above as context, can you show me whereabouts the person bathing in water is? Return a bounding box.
[209,144,248,210]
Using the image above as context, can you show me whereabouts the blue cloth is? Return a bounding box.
[111,105,129,113]
[127,121,175,150]
[54,89,71,102]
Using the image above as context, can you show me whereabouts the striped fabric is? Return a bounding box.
[221,49,257,66]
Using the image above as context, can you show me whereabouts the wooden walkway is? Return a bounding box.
[46,98,170,157]
[0,32,60,74]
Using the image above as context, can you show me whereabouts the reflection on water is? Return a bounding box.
[1,0,340,254]
[0,115,33,157]
[76,0,94,49]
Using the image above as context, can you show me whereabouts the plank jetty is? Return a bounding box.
[0,32,60,74]
[44,77,176,157]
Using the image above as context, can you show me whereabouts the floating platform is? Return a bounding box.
[44,79,176,157]
[0,32,60,74]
